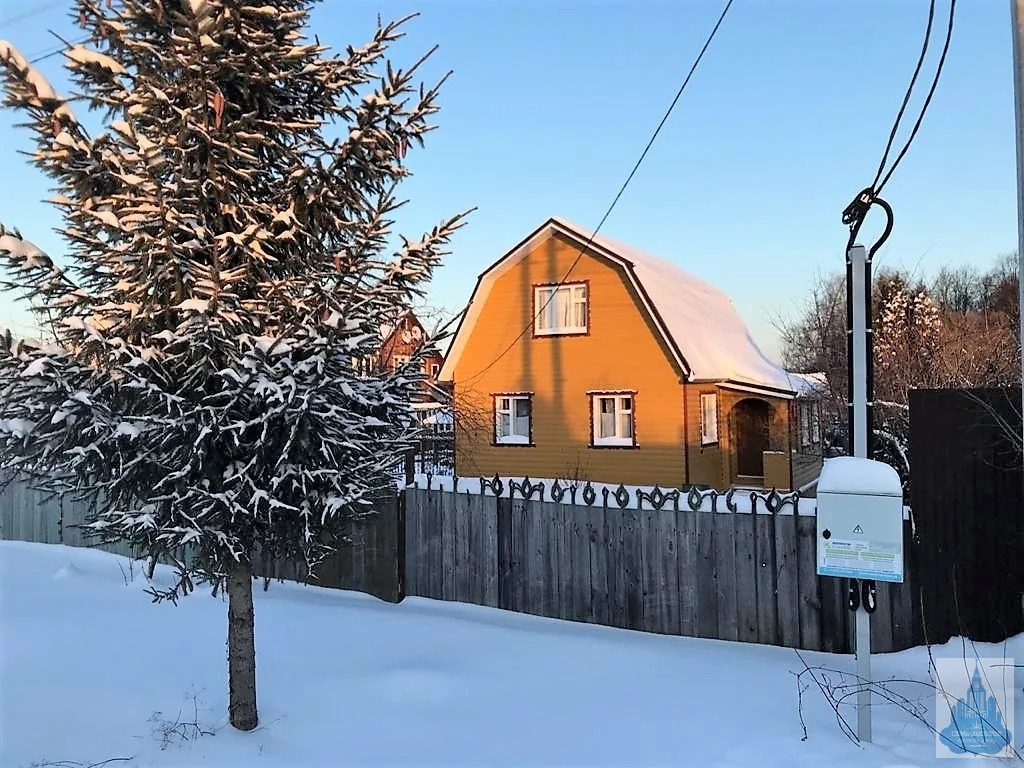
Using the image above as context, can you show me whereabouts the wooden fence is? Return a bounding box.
[4,474,928,653]
[0,481,134,559]
[404,482,919,653]
[0,480,403,604]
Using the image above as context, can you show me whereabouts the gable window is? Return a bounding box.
[700,392,718,445]
[534,282,588,336]
[591,393,635,447]
[495,394,532,445]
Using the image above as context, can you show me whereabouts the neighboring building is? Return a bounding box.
[438,217,824,490]
[369,310,445,380]
[354,308,452,415]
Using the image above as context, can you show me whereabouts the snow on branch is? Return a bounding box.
[0,225,84,307]
[0,231,52,271]
[0,40,74,121]
[66,45,127,76]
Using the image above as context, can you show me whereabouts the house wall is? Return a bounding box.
[686,388,793,489]
[684,384,724,488]
[789,400,824,492]
[452,231,687,487]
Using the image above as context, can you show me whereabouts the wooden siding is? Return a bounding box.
[791,451,822,492]
[453,232,686,487]
[789,400,824,491]
[683,384,724,487]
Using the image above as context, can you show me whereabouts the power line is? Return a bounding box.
[870,0,936,190]
[0,0,64,29]
[28,37,90,64]
[461,0,734,385]
[842,0,956,251]
[875,0,955,194]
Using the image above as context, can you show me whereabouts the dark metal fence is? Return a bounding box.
[909,387,1024,645]
[408,424,454,476]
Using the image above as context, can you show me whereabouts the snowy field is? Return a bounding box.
[1,540,1019,768]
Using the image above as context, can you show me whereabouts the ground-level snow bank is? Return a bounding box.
[1,541,1019,767]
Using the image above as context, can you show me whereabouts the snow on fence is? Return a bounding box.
[407,473,813,514]
[403,477,919,654]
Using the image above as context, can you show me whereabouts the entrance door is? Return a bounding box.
[734,399,770,478]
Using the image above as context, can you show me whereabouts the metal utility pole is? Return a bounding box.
[847,243,873,743]
[1012,0,1024,427]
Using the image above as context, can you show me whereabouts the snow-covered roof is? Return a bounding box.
[440,217,805,394]
[788,371,828,398]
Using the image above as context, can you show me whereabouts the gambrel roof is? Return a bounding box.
[440,217,804,396]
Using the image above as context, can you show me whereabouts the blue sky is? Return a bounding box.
[0,0,1017,361]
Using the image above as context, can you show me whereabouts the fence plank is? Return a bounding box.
[775,512,801,648]
[538,502,558,619]
[588,506,609,627]
[557,502,574,622]
[733,511,758,643]
[570,505,593,623]
[755,513,779,646]
[425,485,439,598]
[621,506,643,631]
[525,501,546,616]
[497,496,512,611]
[819,573,848,653]
[695,510,718,639]
[889,520,916,650]
[454,492,472,603]
[481,495,499,608]
[640,507,662,634]
[604,507,626,629]
[870,580,895,653]
[714,512,739,642]
[406,489,424,597]
[511,499,529,614]
[796,515,822,651]
[676,509,698,637]
[442,490,457,601]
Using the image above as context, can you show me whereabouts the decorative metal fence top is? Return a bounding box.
[412,473,803,514]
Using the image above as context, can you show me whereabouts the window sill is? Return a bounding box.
[493,439,534,447]
[533,328,588,338]
[590,441,637,450]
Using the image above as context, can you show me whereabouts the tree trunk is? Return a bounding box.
[227,558,258,730]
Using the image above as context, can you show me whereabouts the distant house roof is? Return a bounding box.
[440,217,810,396]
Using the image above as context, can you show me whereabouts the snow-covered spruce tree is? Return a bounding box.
[0,0,467,731]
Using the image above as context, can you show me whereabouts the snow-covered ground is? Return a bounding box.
[1,540,1019,767]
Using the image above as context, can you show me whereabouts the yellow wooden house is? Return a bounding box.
[438,217,824,491]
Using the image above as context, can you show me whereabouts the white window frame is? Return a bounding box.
[811,402,821,444]
[700,392,719,446]
[534,282,588,336]
[429,362,440,378]
[494,394,532,445]
[390,353,411,372]
[591,392,635,447]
